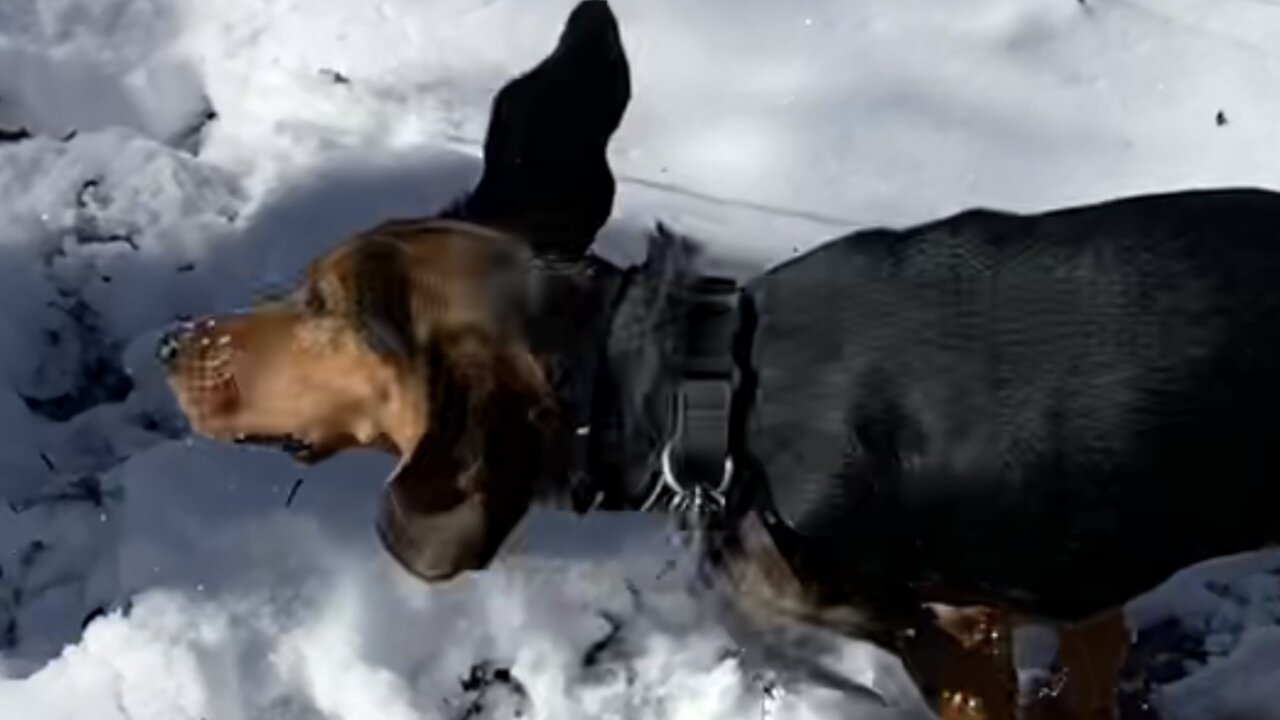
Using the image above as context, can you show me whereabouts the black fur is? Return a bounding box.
[744,188,1280,622]
[452,0,631,259]
[414,0,1280,658]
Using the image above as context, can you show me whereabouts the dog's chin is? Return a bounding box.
[230,432,325,464]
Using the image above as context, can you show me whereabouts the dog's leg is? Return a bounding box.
[1024,609,1129,720]
[900,607,1018,720]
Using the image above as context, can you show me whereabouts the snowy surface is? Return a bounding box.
[3,0,1280,718]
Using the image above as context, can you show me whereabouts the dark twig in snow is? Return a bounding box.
[8,475,121,514]
[285,478,305,507]
[319,68,352,85]
[81,605,107,630]
[0,126,32,143]
[75,179,102,210]
[581,612,624,668]
[75,231,139,251]
[170,99,218,156]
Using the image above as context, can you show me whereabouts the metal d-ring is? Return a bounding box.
[653,438,734,518]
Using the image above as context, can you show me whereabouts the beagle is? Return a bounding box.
[161,2,1280,718]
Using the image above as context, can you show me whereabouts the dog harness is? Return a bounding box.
[638,274,740,521]
[535,249,745,524]
[540,246,859,551]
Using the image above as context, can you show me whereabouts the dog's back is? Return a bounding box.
[743,188,1280,621]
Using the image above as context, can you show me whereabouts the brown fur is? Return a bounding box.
[166,219,557,578]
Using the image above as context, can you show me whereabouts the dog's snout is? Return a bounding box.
[156,320,204,368]
[156,327,184,367]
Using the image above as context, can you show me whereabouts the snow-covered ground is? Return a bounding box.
[3,0,1280,718]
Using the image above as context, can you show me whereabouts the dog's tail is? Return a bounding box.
[448,0,631,259]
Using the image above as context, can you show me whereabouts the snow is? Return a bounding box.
[3,0,1280,718]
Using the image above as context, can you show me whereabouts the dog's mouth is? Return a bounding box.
[232,432,317,462]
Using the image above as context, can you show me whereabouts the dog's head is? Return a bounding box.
[160,0,630,581]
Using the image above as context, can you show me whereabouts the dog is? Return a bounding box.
[160,2,1280,718]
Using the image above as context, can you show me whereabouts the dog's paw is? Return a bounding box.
[939,689,988,719]
[931,604,1007,655]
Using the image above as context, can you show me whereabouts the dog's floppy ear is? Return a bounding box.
[351,238,417,358]
[455,0,631,258]
[376,326,553,581]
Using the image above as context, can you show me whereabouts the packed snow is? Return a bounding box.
[3,0,1280,718]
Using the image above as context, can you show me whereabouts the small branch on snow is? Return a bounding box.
[655,557,679,580]
[170,99,218,156]
[7,475,120,514]
[581,612,624,669]
[75,231,138,251]
[75,179,102,210]
[285,478,305,507]
[0,126,32,143]
[81,605,107,630]
[319,68,352,85]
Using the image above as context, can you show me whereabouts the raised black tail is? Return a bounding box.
[452,0,632,259]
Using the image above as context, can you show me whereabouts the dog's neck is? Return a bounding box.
[523,233,707,513]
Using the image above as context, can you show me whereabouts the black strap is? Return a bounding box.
[526,255,628,513]
[650,275,740,518]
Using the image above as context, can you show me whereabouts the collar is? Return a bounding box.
[640,274,740,520]
[523,248,743,521]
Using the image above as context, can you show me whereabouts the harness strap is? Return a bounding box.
[526,255,629,513]
[644,275,740,519]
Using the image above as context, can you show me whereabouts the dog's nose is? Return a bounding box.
[156,326,185,367]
